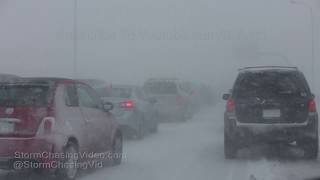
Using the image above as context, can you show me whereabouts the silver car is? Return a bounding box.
[98,85,159,139]
[143,78,194,122]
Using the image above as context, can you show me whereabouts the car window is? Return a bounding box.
[64,84,79,107]
[85,85,103,108]
[106,87,132,98]
[77,84,101,109]
[234,72,309,99]
[144,82,178,95]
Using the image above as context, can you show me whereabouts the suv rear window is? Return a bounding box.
[234,71,309,99]
[98,87,132,98]
[144,82,178,95]
[0,85,51,107]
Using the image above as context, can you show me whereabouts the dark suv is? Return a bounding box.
[223,66,318,159]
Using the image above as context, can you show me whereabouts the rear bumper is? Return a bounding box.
[115,112,140,132]
[235,124,317,143]
[0,137,56,170]
[225,112,318,143]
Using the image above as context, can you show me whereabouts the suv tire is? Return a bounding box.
[224,133,237,159]
[301,138,318,160]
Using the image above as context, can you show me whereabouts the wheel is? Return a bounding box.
[135,121,144,139]
[224,133,237,159]
[112,134,123,166]
[300,138,318,160]
[56,142,79,180]
[135,115,145,139]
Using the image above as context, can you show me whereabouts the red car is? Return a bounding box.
[0,78,123,179]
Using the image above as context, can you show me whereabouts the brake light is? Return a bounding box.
[309,99,317,112]
[226,99,235,112]
[121,100,134,109]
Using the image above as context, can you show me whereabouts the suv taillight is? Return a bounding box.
[309,99,317,112]
[226,99,235,112]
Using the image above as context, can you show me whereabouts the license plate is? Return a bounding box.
[263,109,281,119]
[0,122,14,134]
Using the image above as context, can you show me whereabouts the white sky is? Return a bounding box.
[0,0,318,92]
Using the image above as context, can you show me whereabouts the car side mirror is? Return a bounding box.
[222,93,230,100]
[103,101,114,111]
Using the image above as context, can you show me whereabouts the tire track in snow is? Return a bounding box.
[244,160,282,180]
[226,159,284,180]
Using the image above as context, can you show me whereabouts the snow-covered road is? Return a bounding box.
[78,104,320,180]
[2,104,320,180]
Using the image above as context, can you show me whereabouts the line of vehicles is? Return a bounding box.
[0,66,317,178]
[0,74,215,179]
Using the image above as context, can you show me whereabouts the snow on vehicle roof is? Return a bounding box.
[22,77,73,81]
[238,66,298,72]
[0,77,74,86]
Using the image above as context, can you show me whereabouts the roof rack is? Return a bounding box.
[238,66,298,71]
